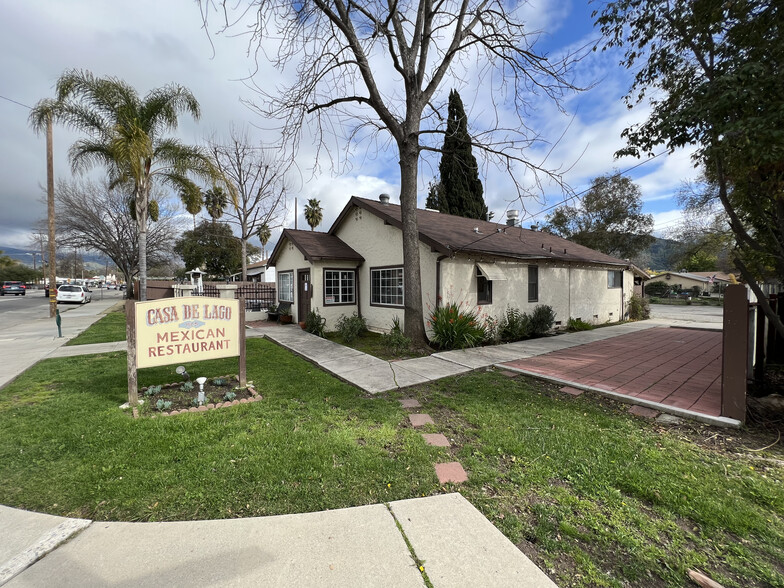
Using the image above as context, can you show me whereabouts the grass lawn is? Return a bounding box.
[66,306,127,346]
[1,340,783,587]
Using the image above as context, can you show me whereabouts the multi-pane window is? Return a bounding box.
[528,265,539,302]
[608,270,623,289]
[278,271,294,302]
[324,270,355,304]
[371,267,404,306]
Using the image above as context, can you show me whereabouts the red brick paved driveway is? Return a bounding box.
[501,327,722,417]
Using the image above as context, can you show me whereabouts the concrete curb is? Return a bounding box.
[0,518,92,586]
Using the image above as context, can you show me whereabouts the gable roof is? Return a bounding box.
[331,196,630,267]
[651,271,731,283]
[268,229,364,266]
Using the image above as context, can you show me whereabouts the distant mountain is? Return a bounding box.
[0,245,110,268]
[632,237,683,272]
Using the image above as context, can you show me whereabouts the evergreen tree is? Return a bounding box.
[437,90,487,220]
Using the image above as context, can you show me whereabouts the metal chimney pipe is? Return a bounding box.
[379,193,390,205]
[506,210,519,226]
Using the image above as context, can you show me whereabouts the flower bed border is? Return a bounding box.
[130,378,261,419]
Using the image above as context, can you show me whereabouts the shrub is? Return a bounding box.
[381,316,412,354]
[428,302,485,350]
[305,309,327,338]
[335,312,367,344]
[530,305,556,336]
[628,293,650,320]
[644,281,671,297]
[498,306,531,342]
[567,317,594,331]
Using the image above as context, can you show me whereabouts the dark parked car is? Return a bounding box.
[44,283,64,297]
[1,281,25,296]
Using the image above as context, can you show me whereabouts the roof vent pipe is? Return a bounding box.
[506,210,519,226]
[379,193,390,205]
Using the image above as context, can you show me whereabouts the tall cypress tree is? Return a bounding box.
[436,89,487,220]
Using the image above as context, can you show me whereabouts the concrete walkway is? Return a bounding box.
[249,320,661,393]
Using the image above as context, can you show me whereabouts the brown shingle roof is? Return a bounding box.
[333,197,630,266]
[268,229,364,266]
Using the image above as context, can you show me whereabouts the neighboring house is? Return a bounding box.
[268,195,639,331]
[646,271,731,296]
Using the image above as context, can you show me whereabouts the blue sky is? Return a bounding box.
[0,0,694,256]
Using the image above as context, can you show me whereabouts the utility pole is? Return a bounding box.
[46,113,57,318]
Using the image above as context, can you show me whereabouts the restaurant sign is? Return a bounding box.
[134,297,240,369]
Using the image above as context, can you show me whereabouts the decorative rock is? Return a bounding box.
[232,400,240,406]
[207,404,215,409]
[240,398,249,404]
[498,370,519,378]
[197,406,208,412]
[189,407,199,413]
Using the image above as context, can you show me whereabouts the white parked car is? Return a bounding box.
[56,285,92,305]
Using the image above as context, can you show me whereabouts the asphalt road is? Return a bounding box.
[0,288,125,326]
[648,301,723,326]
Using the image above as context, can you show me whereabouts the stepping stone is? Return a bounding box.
[400,398,422,409]
[435,461,468,484]
[559,386,583,397]
[498,370,519,378]
[422,433,450,447]
[629,405,660,419]
[409,413,434,427]
[656,413,684,425]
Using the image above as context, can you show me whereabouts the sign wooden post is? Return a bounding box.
[126,300,138,407]
[238,298,247,387]
[125,297,244,408]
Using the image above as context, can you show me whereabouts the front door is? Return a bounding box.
[297,270,311,322]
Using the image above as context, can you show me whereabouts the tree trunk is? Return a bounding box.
[46,115,57,318]
[399,140,427,346]
[136,184,149,302]
[241,221,248,281]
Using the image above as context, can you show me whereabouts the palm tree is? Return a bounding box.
[204,187,228,223]
[181,184,203,229]
[304,198,323,231]
[39,69,226,300]
[257,223,271,259]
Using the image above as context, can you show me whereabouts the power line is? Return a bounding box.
[0,94,32,110]
[524,151,667,223]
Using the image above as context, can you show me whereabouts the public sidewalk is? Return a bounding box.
[0,296,123,390]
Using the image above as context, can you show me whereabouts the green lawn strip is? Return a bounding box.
[2,344,782,587]
[411,374,784,588]
[0,339,440,521]
[65,306,127,346]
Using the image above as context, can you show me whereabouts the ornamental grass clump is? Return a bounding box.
[381,316,412,354]
[428,302,486,350]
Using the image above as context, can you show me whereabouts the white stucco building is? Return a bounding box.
[268,195,645,332]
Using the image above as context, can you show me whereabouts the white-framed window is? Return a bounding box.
[608,270,623,289]
[371,267,404,307]
[278,271,294,302]
[528,265,538,302]
[324,269,356,305]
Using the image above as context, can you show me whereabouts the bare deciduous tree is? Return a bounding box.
[201,0,582,344]
[55,179,182,292]
[208,127,288,281]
